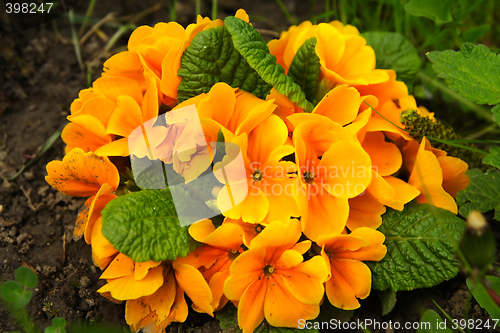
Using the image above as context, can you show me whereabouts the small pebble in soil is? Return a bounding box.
[23,171,34,181]
[80,275,91,288]
[8,226,17,237]
[37,185,49,197]
[19,242,30,254]
[42,265,57,276]
[16,232,30,244]
[0,204,3,213]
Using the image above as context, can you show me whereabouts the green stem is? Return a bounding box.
[196,0,201,17]
[418,72,494,122]
[275,0,297,25]
[78,0,97,37]
[170,0,177,21]
[68,10,84,71]
[212,0,217,20]
[325,0,330,22]
[465,122,499,140]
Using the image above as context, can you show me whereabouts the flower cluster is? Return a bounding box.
[45,10,470,333]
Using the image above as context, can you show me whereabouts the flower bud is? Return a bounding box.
[459,211,497,271]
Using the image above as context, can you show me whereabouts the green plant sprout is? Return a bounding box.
[1,266,128,333]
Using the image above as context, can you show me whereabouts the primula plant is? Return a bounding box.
[38,3,500,333]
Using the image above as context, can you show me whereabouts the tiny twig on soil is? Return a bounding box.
[20,186,36,212]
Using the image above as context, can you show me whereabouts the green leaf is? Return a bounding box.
[377,289,397,316]
[457,169,500,220]
[427,43,500,106]
[51,317,66,329]
[362,32,421,86]
[404,0,453,25]
[1,281,32,309]
[177,26,271,103]
[462,24,491,43]
[467,275,500,320]
[224,16,314,112]
[287,37,321,105]
[15,266,38,288]
[417,309,453,332]
[483,146,500,169]
[101,189,198,262]
[367,201,466,291]
[492,105,500,124]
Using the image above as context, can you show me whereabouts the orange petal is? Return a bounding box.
[312,85,360,126]
[318,140,372,199]
[346,191,385,230]
[93,76,143,105]
[61,122,112,154]
[279,255,328,304]
[106,95,143,137]
[45,148,119,197]
[100,253,135,279]
[94,138,130,157]
[340,227,387,261]
[175,263,213,316]
[90,217,118,270]
[264,275,319,328]
[67,96,115,128]
[362,131,402,176]
[237,278,266,333]
[325,258,371,310]
[135,260,162,281]
[225,247,266,301]
[98,265,164,300]
[86,188,116,243]
[409,138,457,213]
[438,156,469,198]
[299,191,349,241]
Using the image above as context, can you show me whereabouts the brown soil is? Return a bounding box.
[0,1,497,332]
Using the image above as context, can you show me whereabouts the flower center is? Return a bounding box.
[255,224,264,233]
[303,171,315,184]
[252,169,263,182]
[263,264,275,277]
[228,248,240,260]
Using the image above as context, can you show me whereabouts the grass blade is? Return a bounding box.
[9,130,62,181]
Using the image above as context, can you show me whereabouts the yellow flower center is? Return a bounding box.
[263,264,275,277]
[303,171,315,184]
[228,248,240,260]
[252,169,263,182]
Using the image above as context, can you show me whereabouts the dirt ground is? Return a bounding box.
[0,1,498,332]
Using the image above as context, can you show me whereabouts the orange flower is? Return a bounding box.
[289,113,372,240]
[177,219,245,311]
[268,21,389,90]
[224,219,329,332]
[94,69,160,157]
[45,148,120,245]
[45,148,119,197]
[103,10,250,105]
[215,115,299,224]
[62,75,146,154]
[408,137,469,213]
[119,259,214,332]
[317,227,386,310]
[355,70,418,140]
